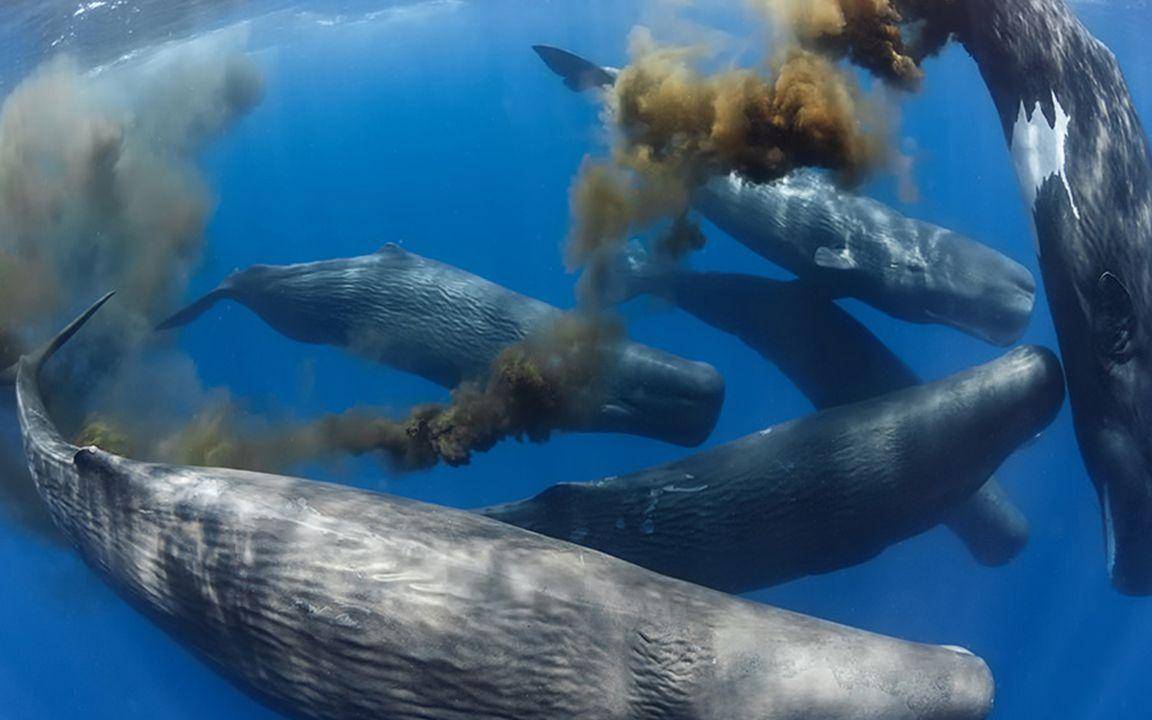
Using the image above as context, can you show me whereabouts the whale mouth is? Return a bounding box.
[587,356,725,447]
[1088,423,1152,596]
[595,389,717,446]
[926,264,1037,346]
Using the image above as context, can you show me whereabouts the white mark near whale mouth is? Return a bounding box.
[942,645,975,656]
[1010,90,1082,251]
[1103,484,1117,577]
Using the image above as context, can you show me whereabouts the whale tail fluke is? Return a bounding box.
[26,292,116,380]
[594,240,677,307]
[532,45,617,92]
[155,287,234,331]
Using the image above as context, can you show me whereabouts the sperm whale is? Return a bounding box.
[532,44,1037,347]
[481,343,1064,593]
[599,249,1031,566]
[156,244,724,447]
[14,294,995,720]
[939,0,1152,594]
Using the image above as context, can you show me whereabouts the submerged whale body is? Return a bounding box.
[15,295,995,720]
[157,244,724,447]
[603,255,1032,566]
[694,171,1037,346]
[531,44,1037,347]
[950,0,1152,594]
[482,344,1064,593]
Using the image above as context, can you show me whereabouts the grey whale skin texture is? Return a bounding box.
[951,0,1152,594]
[482,344,1064,593]
[16,296,994,720]
[615,265,1032,567]
[156,244,724,447]
[530,45,1037,347]
[693,172,1037,346]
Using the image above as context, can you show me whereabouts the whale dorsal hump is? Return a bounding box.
[814,246,857,271]
[376,243,404,256]
[73,446,118,476]
[1093,271,1136,364]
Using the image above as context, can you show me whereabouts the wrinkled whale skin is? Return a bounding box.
[17,298,995,720]
[159,244,724,447]
[530,44,1037,347]
[482,346,1064,593]
[954,0,1152,594]
[693,172,1037,346]
[643,271,1031,566]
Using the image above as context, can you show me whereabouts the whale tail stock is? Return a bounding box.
[531,45,616,92]
[155,286,235,331]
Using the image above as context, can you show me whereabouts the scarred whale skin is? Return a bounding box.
[530,44,1037,347]
[612,264,1032,567]
[693,171,1037,346]
[950,0,1152,594]
[482,344,1064,593]
[156,244,724,447]
[17,295,995,720]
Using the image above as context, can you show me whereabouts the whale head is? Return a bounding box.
[221,261,356,346]
[712,609,996,719]
[584,342,725,447]
[910,231,1037,347]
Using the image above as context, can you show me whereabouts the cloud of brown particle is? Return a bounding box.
[566,25,885,303]
[123,314,625,474]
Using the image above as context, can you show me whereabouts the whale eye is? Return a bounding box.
[1093,271,1136,365]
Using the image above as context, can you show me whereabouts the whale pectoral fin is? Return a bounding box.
[155,288,231,331]
[814,246,857,271]
[1093,271,1136,363]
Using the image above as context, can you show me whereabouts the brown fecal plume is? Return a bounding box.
[0,30,265,541]
[566,32,883,302]
[88,315,625,474]
[563,0,964,303]
[760,0,923,90]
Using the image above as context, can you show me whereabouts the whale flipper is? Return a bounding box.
[596,240,677,306]
[1093,271,1135,363]
[155,287,234,331]
[532,45,617,92]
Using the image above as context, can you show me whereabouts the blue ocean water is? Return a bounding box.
[1,0,1151,717]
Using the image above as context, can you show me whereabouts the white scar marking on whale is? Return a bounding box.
[1010,91,1082,254]
[1103,484,1117,577]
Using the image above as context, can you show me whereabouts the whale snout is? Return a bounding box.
[720,619,996,719]
[831,641,994,719]
[922,645,996,720]
[926,240,1037,347]
[978,345,1065,433]
[590,343,725,446]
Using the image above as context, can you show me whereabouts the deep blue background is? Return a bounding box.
[3,1,1152,717]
